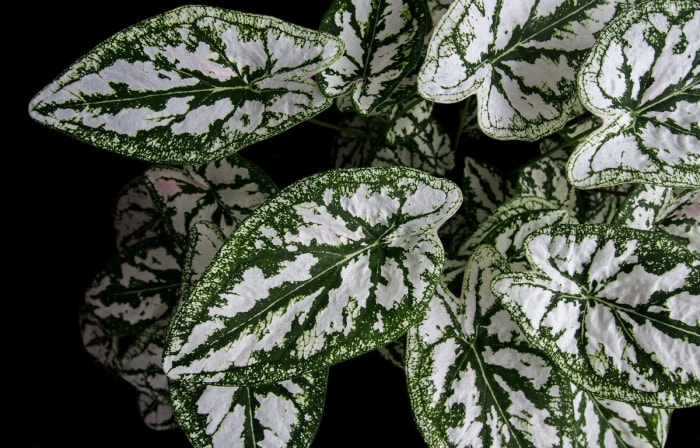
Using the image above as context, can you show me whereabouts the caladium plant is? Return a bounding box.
[28,1,699,447]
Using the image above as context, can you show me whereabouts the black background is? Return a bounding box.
[13,2,698,447]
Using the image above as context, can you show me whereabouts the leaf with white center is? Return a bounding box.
[84,235,183,335]
[418,0,625,140]
[570,384,671,448]
[164,166,462,385]
[491,224,700,407]
[317,0,429,115]
[170,371,326,448]
[180,221,227,301]
[28,6,344,164]
[571,1,700,188]
[372,117,455,176]
[384,97,435,145]
[113,174,166,250]
[118,318,177,430]
[146,153,278,244]
[332,114,383,168]
[406,247,572,448]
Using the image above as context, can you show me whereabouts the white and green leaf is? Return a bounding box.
[169,372,327,448]
[146,153,278,244]
[460,155,510,232]
[491,224,700,407]
[407,247,572,448]
[372,117,455,176]
[28,5,344,163]
[384,97,435,145]
[332,114,383,168]
[317,0,429,115]
[179,221,228,301]
[578,184,633,224]
[570,384,671,448]
[418,0,625,140]
[84,235,183,335]
[571,0,700,188]
[164,166,462,386]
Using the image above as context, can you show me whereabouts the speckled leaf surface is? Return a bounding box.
[407,247,572,448]
[372,118,455,176]
[179,221,228,301]
[164,166,462,385]
[28,5,344,163]
[571,1,700,188]
[84,235,184,335]
[491,224,700,407]
[146,154,278,243]
[418,0,624,140]
[570,384,671,448]
[169,372,327,448]
[384,98,434,145]
[317,0,428,115]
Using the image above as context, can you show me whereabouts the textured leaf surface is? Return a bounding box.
[146,154,278,243]
[84,235,183,334]
[179,221,228,301]
[113,174,166,250]
[28,5,343,163]
[407,247,572,448]
[164,166,462,385]
[571,1,700,188]
[318,0,428,115]
[570,384,671,448]
[418,0,623,140]
[492,224,700,407]
[170,372,327,448]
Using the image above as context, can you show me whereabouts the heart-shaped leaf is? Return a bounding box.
[407,247,573,447]
[317,0,429,115]
[164,166,462,386]
[491,224,700,407]
[418,0,625,140]
[145,154,278,244]
[28,5,344,163]
[570,0,700,188]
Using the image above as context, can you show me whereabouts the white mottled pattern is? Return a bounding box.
[157,42,237,81]
[445,368,483,447]
[588,239,638,290]
[172,98,235,135]
[599,264,691,307]
[401,183,447,216]
[543,300,580,354]
[665,291,700,326]
[340,184,399,226]
[285,203,365,246]
[632,320,700,382]
[482,346,551,389]
[221,26,267,77]
[255,393,298,447]
[375,258,408,310]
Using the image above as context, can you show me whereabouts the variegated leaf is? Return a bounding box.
[372,118,455,176]
[79,312,119,369]
[457,96,483,141]
[146,154,278,244]
[28,6,344,163]
[407,247,572,448]
[571,384,671,448]
[317,0,429,115]
[113,174,166,251]
[164,166,462,386]
[118,318,177,430]
[169,372,327,448]
[658,189,700,254]
[579,184,632,224]
[460,155,510,232]
[427,0,455,29]
[384,97,435,145]
[331,114,383,168]
[84,235,183,334]
[491,224,700,407]
[571,0,700,188]
[418,0,625,140]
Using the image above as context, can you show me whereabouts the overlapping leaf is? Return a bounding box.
[407,247,572,447]
[317,0,429,115]
[163,166,462,386]
[146,154,278,244]
[28,5,344,163]
[170,373,327,448]
[570,385,671,448]
[113,174,166,250]
[418,0,625,140]
[491,224,700,407]
[570,0,700,188]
